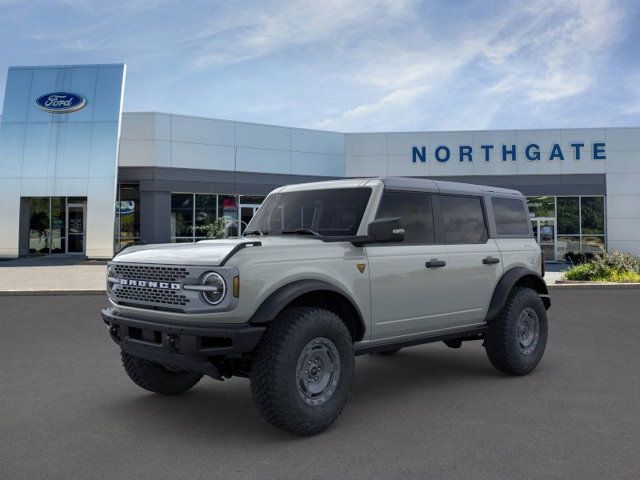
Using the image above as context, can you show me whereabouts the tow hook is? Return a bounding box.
[107,324,121,342]
[167,334,180,353]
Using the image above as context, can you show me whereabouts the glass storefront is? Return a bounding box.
[526,196,605,261]
[27,197,87,255]
[170,193,264,242]
[114,184,140,253]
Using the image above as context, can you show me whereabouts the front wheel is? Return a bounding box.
[250,307,355,435]
[484,287,548,375]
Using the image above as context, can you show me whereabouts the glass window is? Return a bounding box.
[219,195,238,236]
[246,188,371,237]
[115,184,140,252]
[491,197,530,235]
[240,195,265,206]
[440,195,487,244]
[581,197,605,234]
[171,193,194,239]
[50,197,66,253]
[376,191,434,244]
[170,193,241,242]
[526,196,555,218]
[29,197,50,254]
[195,194,216,228]
[557,197,579,235]
[582,236,605,254]
[557,236,581,259]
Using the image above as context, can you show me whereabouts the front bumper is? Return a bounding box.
[101,308,265,378]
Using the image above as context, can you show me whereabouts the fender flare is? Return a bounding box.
[485,267,550,322]
[248,279,367,340]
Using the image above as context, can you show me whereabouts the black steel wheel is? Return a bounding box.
[250,307,355,435]
[484,286,548,375]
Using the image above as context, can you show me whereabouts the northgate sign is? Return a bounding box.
[412,142,606,163]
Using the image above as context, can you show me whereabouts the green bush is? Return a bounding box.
[190,216,233,240]
[564,250,640,282]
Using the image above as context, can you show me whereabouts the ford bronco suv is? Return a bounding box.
[102,177,550,435]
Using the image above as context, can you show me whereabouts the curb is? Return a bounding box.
[548,282,640,290]
[0,290,106,296]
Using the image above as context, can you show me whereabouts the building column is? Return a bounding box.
[18,197,31,257]
[139,189,171,245]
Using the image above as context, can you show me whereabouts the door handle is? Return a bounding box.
[482,256,500,265]
[425,259,446,268]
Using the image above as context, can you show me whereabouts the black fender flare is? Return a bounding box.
[485,267,551,322]
[248,279,367,341]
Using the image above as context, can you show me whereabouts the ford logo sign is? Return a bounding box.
[35,92,87,114]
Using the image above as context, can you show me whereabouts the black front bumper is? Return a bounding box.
[101,308,265,378]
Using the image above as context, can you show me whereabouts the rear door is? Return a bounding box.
[438,194,503,326]
[366,190,451,340]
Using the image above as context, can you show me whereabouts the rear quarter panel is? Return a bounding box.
[494,238,541,275]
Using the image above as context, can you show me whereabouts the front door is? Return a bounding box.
[531,217,556,261]
[66,203,86,254]
[366,191,451,341]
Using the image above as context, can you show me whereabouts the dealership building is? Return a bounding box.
[1,63,639,261]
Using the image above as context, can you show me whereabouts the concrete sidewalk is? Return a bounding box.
[543,262,569,285]
[0,256,106,294]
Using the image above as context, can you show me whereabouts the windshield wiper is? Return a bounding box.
[243,229,267,237]
[281,228,321,237]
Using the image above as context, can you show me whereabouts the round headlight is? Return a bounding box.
[201,272,226,305]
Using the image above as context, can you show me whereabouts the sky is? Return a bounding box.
[0,0,639,132]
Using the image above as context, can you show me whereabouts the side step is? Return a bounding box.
[354,326,486,356]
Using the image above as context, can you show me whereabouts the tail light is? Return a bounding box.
[541,250,545,277]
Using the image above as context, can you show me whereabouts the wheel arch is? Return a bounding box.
[485,267,550,322]
[249,280,366,342]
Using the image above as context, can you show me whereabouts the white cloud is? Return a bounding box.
[2,0,632,130]
[313,0,626,131]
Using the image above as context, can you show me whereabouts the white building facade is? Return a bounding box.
[1,64,639,260]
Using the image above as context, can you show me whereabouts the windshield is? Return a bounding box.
[244,188,372,237]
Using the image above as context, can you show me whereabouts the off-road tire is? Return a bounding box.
[250,307,355,436]
[375,347,402,356]
[484,286,548,375]
[121,351,202,395]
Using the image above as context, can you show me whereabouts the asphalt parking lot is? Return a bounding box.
[1,290,639,480]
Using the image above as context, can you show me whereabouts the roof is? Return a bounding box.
[277,176,523,196]
[381,177,522,196]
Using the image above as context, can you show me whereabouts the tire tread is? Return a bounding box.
[250,307,354,435]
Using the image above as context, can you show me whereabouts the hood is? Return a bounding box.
[112,236,323,266]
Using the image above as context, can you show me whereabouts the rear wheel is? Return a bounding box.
[484,287,548,375]
[250,307,355,435]
[121,351,202,395]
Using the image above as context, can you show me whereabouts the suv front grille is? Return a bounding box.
[114,285,190,307]
[109,263,193,311]
[113,264,189,283]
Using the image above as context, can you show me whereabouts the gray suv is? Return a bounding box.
[102,177,550,435]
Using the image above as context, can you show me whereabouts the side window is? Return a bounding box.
[440,195,487,244]
[375,191,434,244]
[492,197,531,236]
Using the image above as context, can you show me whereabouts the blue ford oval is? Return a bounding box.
[35,92,87,113]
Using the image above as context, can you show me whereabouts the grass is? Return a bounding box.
[564,265,640,283]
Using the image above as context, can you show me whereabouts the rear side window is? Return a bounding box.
[440,195,487,244]
[492,197,531,236]
[376,191,434,244]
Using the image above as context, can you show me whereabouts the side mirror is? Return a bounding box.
[366,217,404,243]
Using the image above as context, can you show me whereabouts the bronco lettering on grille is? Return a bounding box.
[119,279,181,290]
